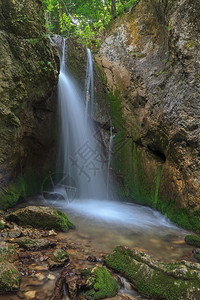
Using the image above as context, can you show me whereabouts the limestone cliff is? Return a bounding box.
[0,0,59,207]
[95,0,200,231]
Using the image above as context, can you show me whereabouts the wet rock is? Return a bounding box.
[48,274,56,280]
[0,243,18,263]
[12,237,56,250]
[35,273,45,281]
[8,229,22,238]
[82,265,119,299]
[5,206,75,232]
[48,248,70,269]
[0,261,20,292]
[105,246,200,300]
[185,235,200,248]
[24,290,36,299]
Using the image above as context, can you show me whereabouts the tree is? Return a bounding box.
[42,0,139,46]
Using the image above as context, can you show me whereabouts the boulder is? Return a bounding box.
[81,266,119,299]
[105,246,200,300]
[5,206,75,232]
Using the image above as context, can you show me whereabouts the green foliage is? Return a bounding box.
[42,0,139,47]
[184,235,200,248]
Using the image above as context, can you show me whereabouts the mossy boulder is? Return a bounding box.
[105,246,200,300]
[0,262,20,292]
[5,206,75,232]
[185,235,200,248]
[48,248,69,269]
[82,266,119,299]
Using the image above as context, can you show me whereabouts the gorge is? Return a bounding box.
[0,0,200,299]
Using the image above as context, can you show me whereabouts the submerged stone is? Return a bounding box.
[5,206,75,232]
[105,246,200,300]
[185,235,200,248]
[82,266,119,299]
[0,261,20,292]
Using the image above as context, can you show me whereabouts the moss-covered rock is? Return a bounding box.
[0,0,59,205]
[13,237,56,250]
[0,262,20,292]
[0,244,18,263]
[82,266,119,299]
[105,246,200,300]
[5,206,75,232]
[48,248,69,269]
[185,235,200,248]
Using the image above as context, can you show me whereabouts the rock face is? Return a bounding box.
[5,206,75,232]
[95,0,200,230]
[0,0,59,204]
[105,246,200,300]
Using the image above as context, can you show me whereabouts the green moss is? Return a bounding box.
[195,253,200,261]
[105,246,200,300]
[54,209,75,231]
[83,266,118,300]
[184,235,200,248]
[17,239,35,247]
[81,268,92,278]
[0,222,5,230]
[52,249,69,262]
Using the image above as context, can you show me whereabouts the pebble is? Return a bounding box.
[49,229,57,236]
[47,274,56,280]
[24,290,36,299]
[35,273,45,281]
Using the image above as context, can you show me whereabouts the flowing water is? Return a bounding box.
[56,40,107,199]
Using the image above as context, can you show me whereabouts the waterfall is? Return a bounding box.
[85,48,94,119]
[106,127,114,199]
[56,39,107,200]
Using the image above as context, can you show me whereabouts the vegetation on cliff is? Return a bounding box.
[42,0,139,46]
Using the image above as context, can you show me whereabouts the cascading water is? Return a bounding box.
[106,127,114,199]
[57,39,107,200]
[85,48,94,119]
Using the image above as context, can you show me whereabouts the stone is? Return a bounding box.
[105,246,200,300]
[12,237,56,250]
[35,273,45,281]
[8,229,22,238]
[5,206,75,232]
[0,261,20,292]
[48,274,56,280]
[24,290,36,299]
[81,266,119,299]
[48,248,69,269]
[0,243,18,263]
